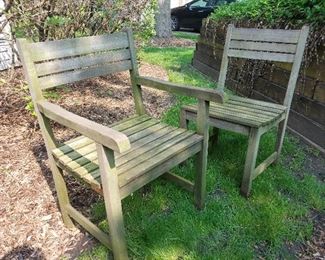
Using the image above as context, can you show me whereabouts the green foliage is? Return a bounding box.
[135,0,157,43]
[5,0,156,42]
[80,46,325,259]
[210,0,325,27]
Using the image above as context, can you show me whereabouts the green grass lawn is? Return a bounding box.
[80,47,324,259]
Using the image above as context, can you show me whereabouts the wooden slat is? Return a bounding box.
[74,159,99,178]
[211,103,275,120]
[119,142,201,199]
[117,125,172,158]
[229,40,297,54]
[73,129,189,181]
[230,95,287,110]
[65,125,173,171]
[36,49,131,77]
[117,129,192,174]
[227,100,286,116]
[117,128,187,167]
[184,109,250,135]
[30,32,129,62]
[41,60,132,89]
[221,102,279,117]
[54,136,92,157]
[58,142,96,165]
[62,121,170,177]
[54,118,167,172]
[118,135,202,187]
[183,104,262,127]
[228,49,295,63]
[208,106,266,126]
[122,119,160,136]
[53,115,150,160]
[127,123,168,143]
[112,115,151,131]
[231,28,300,43]
[66,151,97,171]
[82,132,202,190]
[109,114,139,127]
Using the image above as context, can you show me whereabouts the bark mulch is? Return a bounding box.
[149,36,196,48]
[0,63,173,259]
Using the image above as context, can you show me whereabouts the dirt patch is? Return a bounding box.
[149,36,196,48]
[0,62,173,259]
[298,210,325,259]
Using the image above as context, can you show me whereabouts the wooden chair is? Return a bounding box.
[17,29,224,259]
[181,24,309,197]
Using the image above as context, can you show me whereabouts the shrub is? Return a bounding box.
[210,0,325,28]
[2,0,156,42]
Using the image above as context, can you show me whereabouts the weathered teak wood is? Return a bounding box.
[194,99,210,209]
[97,144,128,259]
[136,76,224,103]
[181,24,309,197]
[17,29,224,258]
[37,100,131,153]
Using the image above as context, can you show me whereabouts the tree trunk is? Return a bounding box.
[155,0,171,38]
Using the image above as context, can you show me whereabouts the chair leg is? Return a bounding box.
[194,100,210,210]
[180,109,190,167]
[194,147,208,210]
[274,119,286,164]
[97,144,128,260]
[240,128,261,197]
[48,157,75,228]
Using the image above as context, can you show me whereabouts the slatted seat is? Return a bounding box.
[181,24,309,197]
[52,115,202,196]
[17,29,224,259]
[183,95,287,128]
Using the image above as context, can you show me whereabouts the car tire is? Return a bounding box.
[171,16,180,31]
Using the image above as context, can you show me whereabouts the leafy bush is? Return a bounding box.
[210,0,325,27]
[2,0,156,42]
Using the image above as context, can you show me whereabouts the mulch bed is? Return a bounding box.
[0,63,173,259]
[149,36,196,48]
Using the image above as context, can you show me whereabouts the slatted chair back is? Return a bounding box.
[217,24,309,109]
[17,29,145,115]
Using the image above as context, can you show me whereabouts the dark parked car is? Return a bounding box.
[171,0,235,31]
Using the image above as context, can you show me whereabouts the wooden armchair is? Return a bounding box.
[17,29,224,259]
[181,24,309,197]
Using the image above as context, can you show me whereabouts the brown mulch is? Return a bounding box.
[0,63,173,259]
[149,36,196,48]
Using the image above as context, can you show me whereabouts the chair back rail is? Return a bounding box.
[17,29,144,107]
[217,24,309,108]
[17,29,144,152]
[24,32,132,90]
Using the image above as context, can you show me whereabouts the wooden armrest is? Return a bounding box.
[37,100,131,153]
[135,76,225,103]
